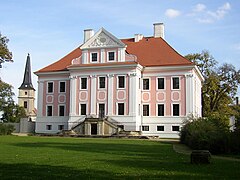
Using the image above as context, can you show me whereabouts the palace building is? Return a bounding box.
[35,23,204,138]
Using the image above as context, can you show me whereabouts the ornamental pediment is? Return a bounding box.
[80,28,126,49]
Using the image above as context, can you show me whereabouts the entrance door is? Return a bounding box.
[91,123,97,135]
[99,103,105,119]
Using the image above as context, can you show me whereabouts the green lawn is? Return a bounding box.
[0,136,239,179]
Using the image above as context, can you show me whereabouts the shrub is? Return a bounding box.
[0,123,15,135]
[180,115,230,154]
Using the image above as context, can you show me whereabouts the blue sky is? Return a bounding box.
[0,0,240,102]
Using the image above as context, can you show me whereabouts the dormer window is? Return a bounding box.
[108,51,115,61]
[91,52,98,62]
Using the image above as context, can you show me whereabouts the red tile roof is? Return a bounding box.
[35,37,193,73]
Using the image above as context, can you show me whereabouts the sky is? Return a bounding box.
[0,0,240,103]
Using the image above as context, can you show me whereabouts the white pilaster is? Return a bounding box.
[82,50,88,64]
[185,73,193,115]
[90,75,97,116]
[37,80,44,117]
[101,49,105,63]
[107,74,114,115]
[69,76,77,116]
[129,73,138,116]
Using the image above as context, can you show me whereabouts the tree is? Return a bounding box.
[1,102,26,123]
[0,32,13,68]
[185,51,240,117]
[0,80,14,111]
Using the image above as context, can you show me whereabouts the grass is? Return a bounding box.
[0,136,239,179]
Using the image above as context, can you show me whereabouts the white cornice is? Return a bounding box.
[68,64,139,71]
[143,65,195,72]
[34,71,70,76]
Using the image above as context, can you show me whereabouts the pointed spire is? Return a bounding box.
[19,53,35,90]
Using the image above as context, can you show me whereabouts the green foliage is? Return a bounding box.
[1,103,26,123]
[0,32,13,68]
[180,115,231,154]
[185,51,240,117]
[0,80,14,111]
[0,124,15,135]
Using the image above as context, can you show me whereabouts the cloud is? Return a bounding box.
[190,2,231,24]
[193,3,206,12]
[165,9,181,18]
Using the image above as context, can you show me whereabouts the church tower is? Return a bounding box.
[18,54,36,121]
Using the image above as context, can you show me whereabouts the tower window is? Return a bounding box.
[25,92,27,95]
[24,101,27,108]
[118,103,124,115]
[81,104,87,115]
[81,78,87,89]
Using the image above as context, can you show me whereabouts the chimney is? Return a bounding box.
[153,23,164,39]
[84,29,94,43]
[134,34,143,42]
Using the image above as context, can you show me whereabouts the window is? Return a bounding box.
[172,77,180,89]
[81,78,87,89]
[173,104,180,116]
[59,105,65,116]
[143,105,149,116]
[143,79,149,90]
[47,106,53,116]
[99,77,106,88]
[25,92,27,95]
[46,125,52,130]
[108,52,115,61]
[118,125,124,130]
[157,126,164,131]
[142,126,149,131]
[91,52,98,62]
[24,101,27,108]
[118,76,125,88]
[58,125,64,130]
[81,104,86,115]
[157,78,164,89]
[47,82,53,93]
[59,82,66,92]
[172,126,180,131]
[118,103,124,115]
[158,104,164,116]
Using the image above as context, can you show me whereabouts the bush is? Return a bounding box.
[0,124,15,135]
[180,115,231,154]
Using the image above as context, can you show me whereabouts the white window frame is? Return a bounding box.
[171,76,181,90]
[98,76,106,89]
[142,125,149,131]
[157,125,165,131]
[46,105,53,116]
[156,103,165,117]
[142,104,150,116]
[107,50,116,62]
[117,102,125,116]
[80,103,87,115]
[46,125,52,130]
[142,78,150,91]
[59,81,66,93]
[172,103,180,116]
[172,125,180,132]
[47,81,54,94]
[80,77,88,90]
[58,105,65,116]
[156,77,165,90]
[117,75,126,89]
[90,52,99,63]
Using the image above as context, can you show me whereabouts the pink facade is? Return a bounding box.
[35,25,203,138]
